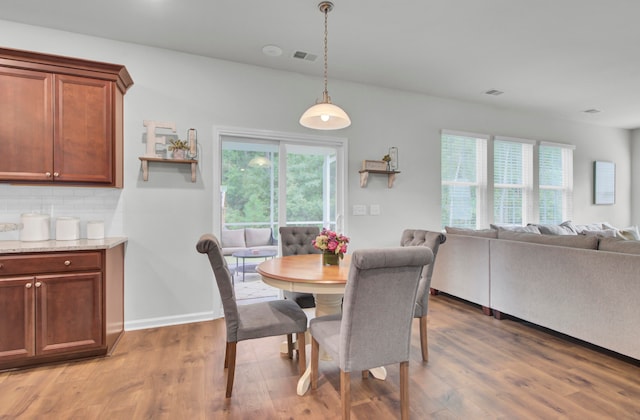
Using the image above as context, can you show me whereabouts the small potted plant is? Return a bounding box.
[168,139,190,159]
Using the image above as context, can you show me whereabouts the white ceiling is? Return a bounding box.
[3,0,640,129]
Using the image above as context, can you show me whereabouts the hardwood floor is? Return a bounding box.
[1,295,639,419]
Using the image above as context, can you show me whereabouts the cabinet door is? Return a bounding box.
[0,67,54,181]
[0,277,35,360]
[54,74,113,184]
[36,272,103,355]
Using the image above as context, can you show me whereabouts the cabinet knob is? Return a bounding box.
[45,172,52,177]
[54,172,60,177]
[0,263,3,269]
[25,283,32,289]
[64,260,71,266]
[35,282,42,288]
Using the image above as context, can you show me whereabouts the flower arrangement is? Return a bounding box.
[313,228,350,260]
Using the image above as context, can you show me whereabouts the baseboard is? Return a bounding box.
[124,311,217,331]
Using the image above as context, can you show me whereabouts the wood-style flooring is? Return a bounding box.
[1,294,639,419]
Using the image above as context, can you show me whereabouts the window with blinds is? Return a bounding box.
[493,138,534,225]
[441,131,488,229]
[441,131,573,229]
[539,143,574,224]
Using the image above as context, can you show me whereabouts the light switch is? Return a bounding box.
[370,204,381,215]
[353,204,367,216]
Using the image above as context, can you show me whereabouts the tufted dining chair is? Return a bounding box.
[278,226,321,309]
[400,229,447,362]
[309,247,433,420]
[196,233,308,398]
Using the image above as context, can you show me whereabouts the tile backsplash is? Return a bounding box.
[0,184,124,241]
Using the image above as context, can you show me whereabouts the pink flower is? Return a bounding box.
[313,228,350,257]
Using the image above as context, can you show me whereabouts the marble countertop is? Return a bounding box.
[0,237,127,254]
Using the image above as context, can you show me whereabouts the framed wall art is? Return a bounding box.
[593,161,615,205]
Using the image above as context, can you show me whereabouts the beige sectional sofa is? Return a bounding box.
[431,227,640,360]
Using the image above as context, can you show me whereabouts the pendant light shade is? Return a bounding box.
[299,92,351,130]
[299,1,351,130]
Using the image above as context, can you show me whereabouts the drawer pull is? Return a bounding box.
[54,172,60,177]
[45,172,52,177]
[35,282,42,288]
[0,263,3,269]
[25,283,32,289]
[64,260,71,266]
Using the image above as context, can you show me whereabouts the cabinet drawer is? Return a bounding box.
[0,252,102,276]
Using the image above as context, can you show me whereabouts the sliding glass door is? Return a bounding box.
[216,128,346,244]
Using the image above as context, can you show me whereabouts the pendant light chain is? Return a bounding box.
[323,4,329,100]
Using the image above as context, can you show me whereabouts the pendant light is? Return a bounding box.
[299,1,351,130]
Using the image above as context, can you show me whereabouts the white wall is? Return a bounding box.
[632,129,640,226]
[0,20,632,329]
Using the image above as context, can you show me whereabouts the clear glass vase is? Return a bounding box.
[322,251,340,266]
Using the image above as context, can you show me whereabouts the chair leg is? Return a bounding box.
[311,337,319,390]
[297,332,306,375]
[419,315,429,362]
[225,342,237,398]
[362,370,369,379]
[224,341,230,368]
[400,361,409,420]
[340,370,351,420]
[287,334,294,359]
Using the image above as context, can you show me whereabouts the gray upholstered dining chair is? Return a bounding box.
[400,229,447,362]
[196,233,308,398]
[278,226,321,309]
[309,247,433,420]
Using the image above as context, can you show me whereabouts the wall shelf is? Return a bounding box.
[358,170,400,188]
[139,157,198,182]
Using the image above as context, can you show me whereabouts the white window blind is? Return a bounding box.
[539,143,574,224]
[493,137,534,225]
[441,130,488,228]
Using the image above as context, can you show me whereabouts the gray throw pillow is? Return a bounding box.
[444,227,498,238]
[491,224,541,234]
[535,224,577,235]
[221,229,246,248]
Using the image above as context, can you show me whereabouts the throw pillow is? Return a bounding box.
[535,224,577,235]
[498,230,598,249]
[221,229,246,248]
[491,224,541,234]
[444,227,498,238]
[245,228,273,248]
[617,226,640,241]
[581,229,617,238]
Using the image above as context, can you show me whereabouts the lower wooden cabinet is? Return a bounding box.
[0,245,124,370]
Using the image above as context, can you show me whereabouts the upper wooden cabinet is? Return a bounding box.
[0,48,133,187]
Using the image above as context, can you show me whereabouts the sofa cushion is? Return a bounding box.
[598,238,640,255]
[245,228,273,248]
[445,227,498,238]
[497,230,598,249]
[491,224,541,234]
[221,229,246,248]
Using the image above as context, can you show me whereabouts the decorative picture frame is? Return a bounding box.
[594,161,615,205]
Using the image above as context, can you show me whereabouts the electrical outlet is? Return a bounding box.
[370,204,381,215]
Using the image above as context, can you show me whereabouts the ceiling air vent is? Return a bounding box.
[293,51,318,62]
[484,89,504,96]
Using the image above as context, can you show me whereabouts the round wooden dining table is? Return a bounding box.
[257,253,349,318]
[256,253,386,396]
